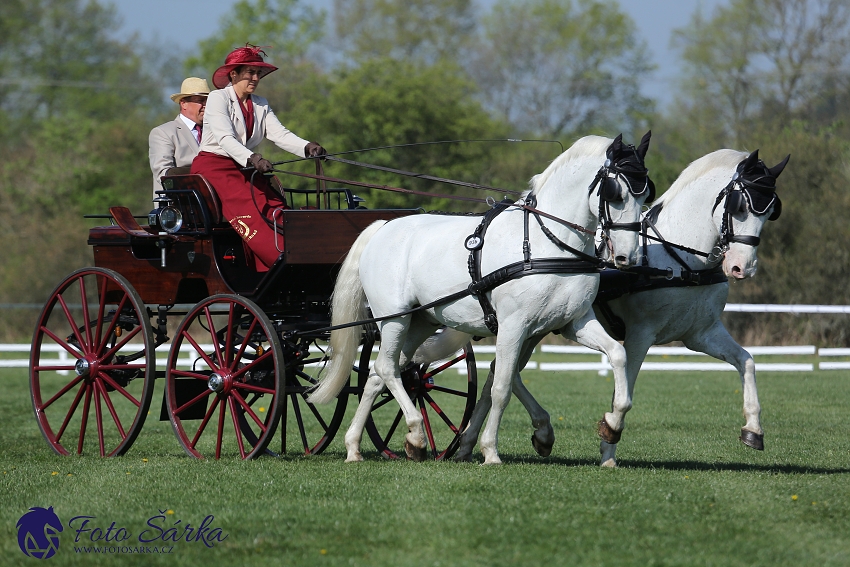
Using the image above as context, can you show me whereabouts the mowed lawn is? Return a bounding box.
[1,367,849,566]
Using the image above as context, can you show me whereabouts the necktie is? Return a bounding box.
[194,124,202,144]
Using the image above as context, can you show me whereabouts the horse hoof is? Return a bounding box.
[453,451,473,463]
[404,441,428,462]
[597,418,622,444]
[531,434,553,457]
[740,429,764,451]
[345,452,364,463]
[600,458,617,468]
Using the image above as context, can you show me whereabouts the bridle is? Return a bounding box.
[710,167,781,259]
[588,145,655,236]
[640,160,781,271]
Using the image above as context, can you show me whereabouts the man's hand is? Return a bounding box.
[248,153,273,173]
[304,142,327,159]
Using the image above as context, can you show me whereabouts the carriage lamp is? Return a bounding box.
[148,198,184,267]
[148,205,183,234]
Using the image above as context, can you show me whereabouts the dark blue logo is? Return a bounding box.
[17,507,63,559]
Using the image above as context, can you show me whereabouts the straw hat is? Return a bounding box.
[170,77,211,103]
[212,46,278,89]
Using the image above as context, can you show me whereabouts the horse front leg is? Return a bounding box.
[599,338,650,467]
[562,310,631,466]
[479,333,525,465]
[684,324,763,450]
[455,338,553,462]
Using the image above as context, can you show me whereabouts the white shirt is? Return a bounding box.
[179,113,201,144]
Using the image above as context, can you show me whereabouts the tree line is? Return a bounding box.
[1,0,849,345]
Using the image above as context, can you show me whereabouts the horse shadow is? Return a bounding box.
[492,454,850,475]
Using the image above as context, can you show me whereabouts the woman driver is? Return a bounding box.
[191,45,326,271]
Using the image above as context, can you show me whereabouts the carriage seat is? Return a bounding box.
[159,173,224,225]
[159,173,289,228]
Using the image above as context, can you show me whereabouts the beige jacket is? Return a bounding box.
[148,116,201,196]
[199,84,308,166]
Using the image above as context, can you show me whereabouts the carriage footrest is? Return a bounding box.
[159,379,209,421]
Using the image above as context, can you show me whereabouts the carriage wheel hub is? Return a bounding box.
[208,373,228,393]
[74,358,91,377]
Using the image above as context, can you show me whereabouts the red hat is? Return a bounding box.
[212,45,278,89]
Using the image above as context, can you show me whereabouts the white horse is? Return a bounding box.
[309,133,654,464]
[447,148,788,465]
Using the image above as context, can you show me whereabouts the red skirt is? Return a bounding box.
[191,151,286,271]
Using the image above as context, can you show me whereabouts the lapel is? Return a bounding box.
[225,84,266,146]
[224,85,248,144]
[174,116,198,147]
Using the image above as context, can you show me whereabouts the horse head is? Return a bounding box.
[714,150,789,279]
[591,130,655,267]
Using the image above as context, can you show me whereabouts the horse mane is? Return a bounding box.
[654,149,749,207]
[529,135,613,195]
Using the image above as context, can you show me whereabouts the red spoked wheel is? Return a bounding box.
[362,342,477,460]
[30,268,155,457]
[271,334,360,456]
[165,295,283,459]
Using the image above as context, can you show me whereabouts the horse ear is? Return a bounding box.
[609,133,623,156]
[742,149,759,171]
[637,130,651,160]
[768,154,791,178]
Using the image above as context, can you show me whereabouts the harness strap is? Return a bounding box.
[466,199,514,333]
[593,266,728,340]
[294,257,601,337]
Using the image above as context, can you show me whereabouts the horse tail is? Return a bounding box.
[410,328,473,365]
[308,220,387,404]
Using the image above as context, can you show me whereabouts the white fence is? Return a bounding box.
[4,343,849,374]
[6,304,850,375]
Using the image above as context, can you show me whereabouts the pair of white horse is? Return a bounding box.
[310,133,787,465]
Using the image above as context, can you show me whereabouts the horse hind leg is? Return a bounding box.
[344,371,386,462]
[512,338,554,456]
[374,317,438,462]
[454,361,494,462]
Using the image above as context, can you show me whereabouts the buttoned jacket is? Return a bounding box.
[148,116,201,195]
[199,84,308,166]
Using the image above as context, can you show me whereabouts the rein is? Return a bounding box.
[325,155,524,196]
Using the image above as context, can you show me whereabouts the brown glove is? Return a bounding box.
[304,142,327,159]
[248,153,273,173]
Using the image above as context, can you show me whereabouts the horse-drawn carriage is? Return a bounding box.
[29,171,479,460]
[29,134,786,465]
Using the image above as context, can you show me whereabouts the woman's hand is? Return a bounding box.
[305,142,327,159]
[248,153,274,173]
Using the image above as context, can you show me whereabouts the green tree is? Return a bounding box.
[0,0,161,130]
[271,58,507,210]
[470,0,654,139]
[0,0,163,315]
[185,0,325,78]
[331,0,476,64]
[672,0,850,146]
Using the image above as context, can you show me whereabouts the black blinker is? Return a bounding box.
[725,190,745,214]
[600,176,623,202]
[645,177,656,203]
[768,197,782,221]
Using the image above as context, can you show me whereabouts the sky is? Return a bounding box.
[111,0,726,107]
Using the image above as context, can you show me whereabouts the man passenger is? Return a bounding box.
[148,77,211,197]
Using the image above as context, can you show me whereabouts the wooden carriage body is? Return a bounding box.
[89,174,414,319]
[30,172,477,461]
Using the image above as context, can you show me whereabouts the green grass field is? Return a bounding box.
[2,367,849,566]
